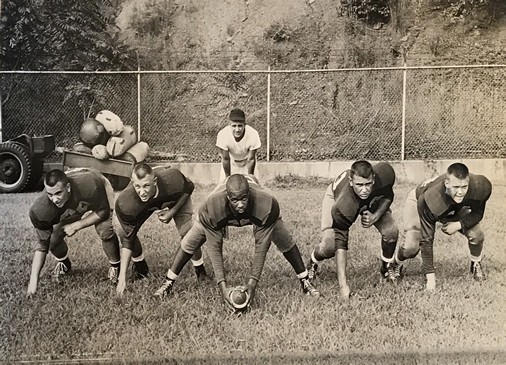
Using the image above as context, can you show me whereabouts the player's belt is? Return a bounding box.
[233,158,247,164]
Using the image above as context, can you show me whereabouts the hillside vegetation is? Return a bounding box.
[117,0,506,70]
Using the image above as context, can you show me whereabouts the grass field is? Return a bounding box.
[0,178,505,364]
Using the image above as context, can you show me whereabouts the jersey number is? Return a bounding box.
[332,170,348,191]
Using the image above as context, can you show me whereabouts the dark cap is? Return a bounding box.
[229,108,246,121]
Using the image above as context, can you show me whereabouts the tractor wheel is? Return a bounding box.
[0,141,32,193]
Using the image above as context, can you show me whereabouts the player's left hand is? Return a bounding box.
[62,223,79,237]
[441,221,461,235]
[157,208,175,224]
[361,210,377,228]
[245,278,258,302]
[116,278,126,296]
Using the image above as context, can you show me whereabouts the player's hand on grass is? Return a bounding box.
[361,210,377,229]
[157,208,175,224]
[340,284,351,299]
[425,273,436,292]
[441,221,461,235]
[62,222,79,237]
[116,278,126,296]
[27,282,37,297]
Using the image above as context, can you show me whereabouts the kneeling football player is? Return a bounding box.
[391,162,492,291]
[307,160,401,299]
[154,174,320,309]
[27,168,121,295]
[115,163,208,295]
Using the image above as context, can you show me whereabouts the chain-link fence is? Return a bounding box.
[1,66,505,162]
[0,73,138,161]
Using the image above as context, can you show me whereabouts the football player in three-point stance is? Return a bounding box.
[27,168,121,296]
[115,163,208,296]
[391,162,492,291]
[153,174,320,308]
[306,160,401,299]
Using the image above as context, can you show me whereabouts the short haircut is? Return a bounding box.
[45,169,69,187]
[446,163,469,180]
[226,174,250,195]
[132,163,153,179]
[350,160,374,179]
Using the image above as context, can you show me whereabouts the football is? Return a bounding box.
[79,118,109,148]
[229,286,250,311]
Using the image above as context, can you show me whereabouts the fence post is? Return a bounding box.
[0,90,3,143]
[401,61,407,161]
[266,66,271,162]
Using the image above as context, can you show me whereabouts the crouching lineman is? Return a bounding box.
[307,160,400,299]
[27,168,121,295]
[115,163,208,295]
[153,174,320,308]
[391,162,492,291]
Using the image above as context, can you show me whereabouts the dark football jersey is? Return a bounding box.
[416,173,492,274]
[29,168,111,237]
[115,167,195,243]
[330,162,396,227]
[198,175,281,284]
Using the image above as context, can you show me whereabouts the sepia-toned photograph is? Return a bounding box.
[1,0,505,364]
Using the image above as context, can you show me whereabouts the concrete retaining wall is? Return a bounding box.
[165,159,506,185]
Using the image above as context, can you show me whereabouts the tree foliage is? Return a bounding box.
[0,0,136,71]
[341,0,392,25]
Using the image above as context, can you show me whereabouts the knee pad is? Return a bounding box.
[317,235,338,259]
[401,230,421,259]
[99,228,116,241]
[467,228,484,245]
[381,227,399,244]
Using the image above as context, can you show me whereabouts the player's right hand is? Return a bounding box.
[425,273,436,292]
[27,283,37,297]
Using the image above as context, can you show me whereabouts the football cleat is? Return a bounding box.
[108,266,119,284]
[300,277,321,297]
[154,279,174,298]
[307,259,318,281]
[52,260,71,279]
[470,261,485,281]
[380,261,399,284]
[129,261,150,282]
[393,261,403,278]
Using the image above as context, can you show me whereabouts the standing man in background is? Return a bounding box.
[216,108,261,182]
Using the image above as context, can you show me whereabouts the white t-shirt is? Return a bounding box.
[216,124,261,180]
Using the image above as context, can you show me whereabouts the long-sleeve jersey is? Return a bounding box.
[115,167,194,247]
[198,176,280,283]
[330,162,396,229]
[416,173,492,274]
[29,168,111,247]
